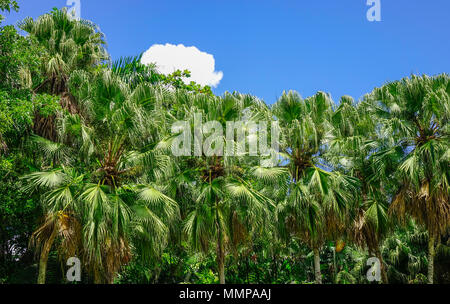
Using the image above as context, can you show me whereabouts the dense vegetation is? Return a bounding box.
[0,3,449,284]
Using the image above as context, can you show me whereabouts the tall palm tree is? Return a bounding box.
[160,91,279,284]
[25,167,83,284]
[18,8,109,139]
[273,91,358,284]
[25,70,178,283]
[328,96,396,283]
[368,74,450,283]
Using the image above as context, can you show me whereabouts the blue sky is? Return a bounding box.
[4,0,450,104]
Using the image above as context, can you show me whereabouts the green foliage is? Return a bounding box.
[0,25,43,90]
[0,153,40,282]
[0,0,18,22]
[32,94,61,118]
[0,15,42,151]
[0,90,32,135]
[0,6,448,285]
[160,69,213,96]
[382,222,428,283]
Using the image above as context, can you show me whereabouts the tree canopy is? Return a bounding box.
[0,6,449,285]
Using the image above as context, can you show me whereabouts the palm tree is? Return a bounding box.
[25,70,179,283]
[25,167,83,284]
[160,91,279,284]
[273,91,358,284]
[368,74,450,283]
[328,96,395,283]
[18,8,109,139]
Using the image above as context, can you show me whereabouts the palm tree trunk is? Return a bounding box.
[331,248,336,283]
[427,233,435,284]
[216,225,225,284]
[37,231,57,284]
[246,255,250,284]
[107,275,115,284]
[375,247,388,284]
[93,269,102,284]
[313,248,322,284]
[217,248,225,284]
[215,200,225,284]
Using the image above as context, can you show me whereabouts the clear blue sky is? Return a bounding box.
[4,0,450,104]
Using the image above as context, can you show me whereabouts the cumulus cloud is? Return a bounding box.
[141,43,223,87]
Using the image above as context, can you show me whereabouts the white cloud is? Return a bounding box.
[141,43,223,88]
